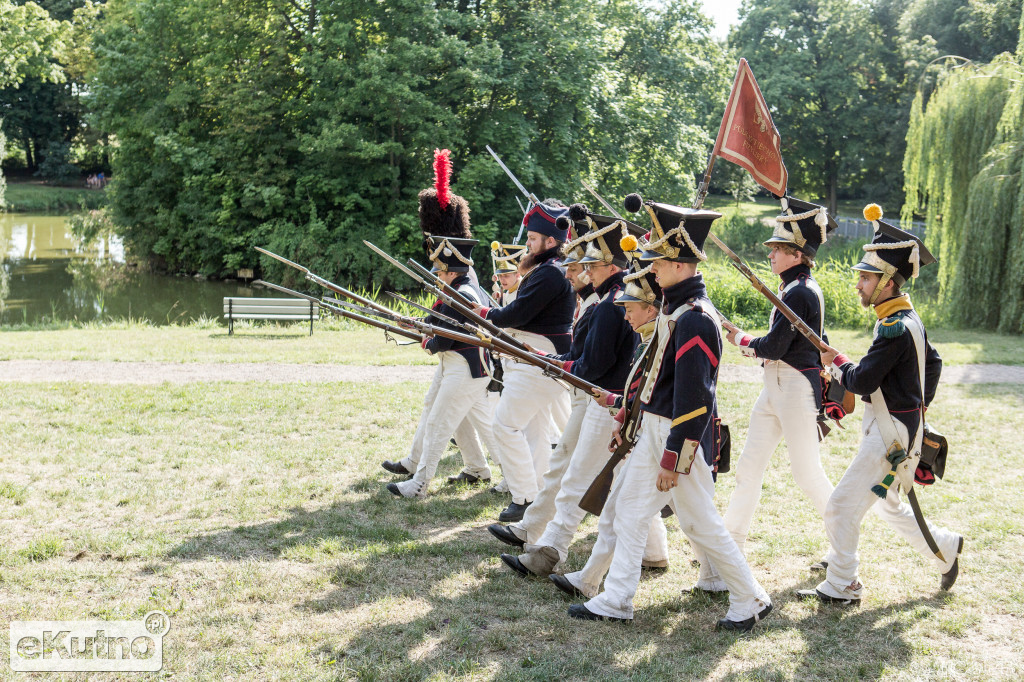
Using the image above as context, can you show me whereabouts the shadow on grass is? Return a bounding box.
[300,553,947,682]
[166,469,504,563]
[164,461,951,679]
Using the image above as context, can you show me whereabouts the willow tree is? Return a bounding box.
[903,43,1024,332]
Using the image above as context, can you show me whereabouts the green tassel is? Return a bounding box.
[886,446,907,466]
[872,469,896,499]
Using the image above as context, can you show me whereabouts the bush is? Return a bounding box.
[702,257,873,331]
[34,140,80,185]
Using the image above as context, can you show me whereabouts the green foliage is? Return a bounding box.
[88,0,727,285]
[34,139,78,183]
[903,53,1024,332]
[702,256,873,330]
[899,0,1022,62]
[0,0,67,88]
[66,207,113,243]
[730,0,908,212]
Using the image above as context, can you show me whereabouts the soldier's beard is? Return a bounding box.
[521,244,562,271]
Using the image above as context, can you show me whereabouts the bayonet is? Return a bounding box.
[486,145,539,205]
[384,291,465,329]
[253,280,423,343]
[362,241,427,284]
[581,180,626,220]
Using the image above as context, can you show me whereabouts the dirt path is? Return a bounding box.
[1,360,1022,385]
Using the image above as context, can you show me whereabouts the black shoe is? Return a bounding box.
[446,471,489,486]
[567,603,630,623]
[716,602,772,632]
[941,536,964,591]
[550,574,585,599]
[500,553,532,578]
[809,560,829,573]
[498,501,531,523]
[488,524,525,548]
[796,588,861,606]
[386,483,401,497]
[381,460,411,476]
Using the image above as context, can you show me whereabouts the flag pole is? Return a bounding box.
[694,59,746,209]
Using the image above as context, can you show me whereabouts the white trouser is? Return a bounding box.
[402,364,445,472]
[549,390,571,442]
[493,336,570,504]
[821,403,960,591]
[585,414,769,621]
[512,388,589,543]
[564,450,668,599]
[402,364,495,477]
[724,362,837,563]
[409,353,497,484]
[527,400,621,562]
[452,402,497,478]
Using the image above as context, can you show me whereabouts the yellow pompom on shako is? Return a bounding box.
[490,240,501,251]
[863,203,883,222]
[620,234,639,253]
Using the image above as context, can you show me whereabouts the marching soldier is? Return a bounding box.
[552,255,672,598]
[469,200,576,523]
[488,209,598,543]
[383,150,500,494]
[485,242,527,495]
[801,205,963,604]
[491,242,526,305]
[386,234,501,498]
[721,197,840,572]
[497,209,646,578]
[567,194,771,630]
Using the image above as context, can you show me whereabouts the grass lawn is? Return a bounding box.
[3,180,107,214]
[1,324,1021,366]
[0,369,1021,679]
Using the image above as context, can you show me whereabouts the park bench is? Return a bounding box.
[223,297,319,336]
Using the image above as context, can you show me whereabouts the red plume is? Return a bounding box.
[433,148,452,210]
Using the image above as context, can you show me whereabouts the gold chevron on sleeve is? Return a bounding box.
[671,406,707,428]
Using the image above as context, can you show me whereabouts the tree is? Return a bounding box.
[903,53,1024,332]
[88,0,727,284]
[899,0,1022,62]
[730,0,905,213]
[0,0,68,200]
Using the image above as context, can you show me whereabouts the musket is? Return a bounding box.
[254,280,423,343]
[486,145,539,244]
[579,333,661,515]
[347,290,602,394]
[387,290,567,372]
[362,240,538,358]
[706,233,831,355]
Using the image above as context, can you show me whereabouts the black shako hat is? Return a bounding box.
[557,206,593,264]
[565,204,645,269]
[490,241,526,275]
[623,193,720,263]
[426,235,478,274]
[852,203,936,288]
[615,258,663,308]
[764,196,837,256]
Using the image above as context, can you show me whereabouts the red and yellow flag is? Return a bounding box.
[713,59,788,197]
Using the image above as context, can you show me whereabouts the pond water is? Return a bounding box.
[0,214,275,325]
